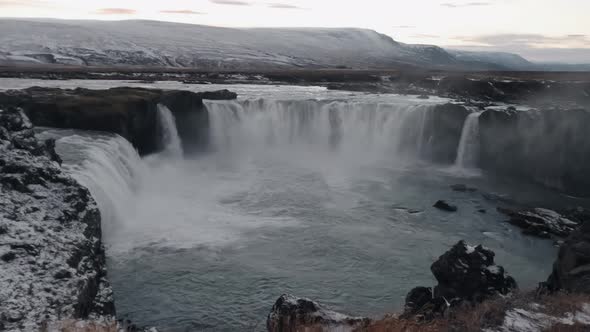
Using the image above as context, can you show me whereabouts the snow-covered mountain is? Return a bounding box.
[0,18,531,70]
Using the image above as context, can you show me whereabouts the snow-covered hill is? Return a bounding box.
[0,18,530,70]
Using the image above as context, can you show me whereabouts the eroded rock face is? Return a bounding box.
[0,107,114,331]
[404,241,516,320]
[545,222,590,294]
[479,107,590,196]
[0,87,237,155]
[267,294,370,332]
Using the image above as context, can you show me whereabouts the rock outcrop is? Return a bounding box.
[498,207,581,239]
[267,294,370,332]
[545,221,590,294]
[433,200,458,212]
[479,107,590,196]
[404,241,517,320]
[0,107,114,331]
[0,87,237,155]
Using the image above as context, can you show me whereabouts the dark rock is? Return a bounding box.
[431,241,517,301]
[498,207,579,238]
[200,89,238,100]
[54,269,73,279]
[434,200,458,212]
[545,221,590,293]
[267,294,370,332]
[1,251,16,262]
[404,241,516,319]
[478,209,487,214]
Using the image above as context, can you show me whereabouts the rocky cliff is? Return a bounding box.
[0,107,114,331]
[0,87,237,155]
[479,107,590,196]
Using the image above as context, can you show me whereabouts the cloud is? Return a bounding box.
[267,3,304,9]
[455,34,590,48]
[441,2,491,8]
[160,9,204,15]
[95,8,137,15]
[412,34,440,39]
[210,0,251,5]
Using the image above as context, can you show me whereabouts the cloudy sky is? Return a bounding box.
[1,0,589,62]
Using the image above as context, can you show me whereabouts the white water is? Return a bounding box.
[52,132,145,233]
[455,111,482,169]
[157,104,183,158]
[206,99,434,165]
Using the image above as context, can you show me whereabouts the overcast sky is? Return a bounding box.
[1,0,589,62]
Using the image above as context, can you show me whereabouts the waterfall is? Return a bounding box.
[204,99,434,163]
[54,132,146,234]
[157,104,183,158]
[455,112,482,169]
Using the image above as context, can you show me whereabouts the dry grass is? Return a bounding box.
[354,292,590,332]
[40,319,118,332]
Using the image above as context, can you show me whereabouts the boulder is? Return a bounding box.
[434,200,458,212]
[267,294,370,332]
[545,221,590,293]
[498,207,580,238]
[404,241,517,319]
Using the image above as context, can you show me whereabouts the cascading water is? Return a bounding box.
[455,111,482,169]
[53,132,145,234]
[205,99,434,164]
[156,104,184,158]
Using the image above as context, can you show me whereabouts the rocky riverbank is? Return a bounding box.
[0,107,114,331]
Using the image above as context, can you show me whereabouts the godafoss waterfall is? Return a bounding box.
[4,81,586,331]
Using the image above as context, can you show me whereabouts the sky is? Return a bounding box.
[1,0,590,63]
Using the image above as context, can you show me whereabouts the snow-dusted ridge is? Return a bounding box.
[0,18,532,70]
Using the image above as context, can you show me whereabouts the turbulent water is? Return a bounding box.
[32,83,578,331]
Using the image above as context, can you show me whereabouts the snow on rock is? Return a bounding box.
[267,294,370,332]
[0,107,114,331]
[404,241,517,320]
[491,302,590,332]
[498,207,580,239]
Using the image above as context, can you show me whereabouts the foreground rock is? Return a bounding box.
[498,207,581,239]
[544,221,590,294]
[0,107,114,331]
[0,87,237,155]
[267,294,370,332]
[404,241,517,320]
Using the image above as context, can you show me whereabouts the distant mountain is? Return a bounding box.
[0,18,586,71]
[448,50,534,70]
